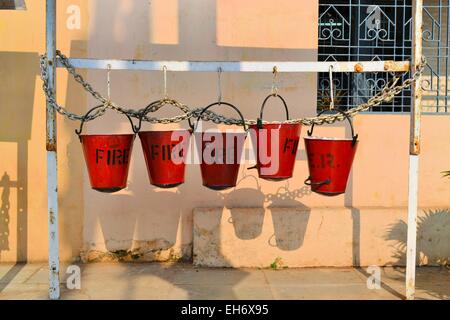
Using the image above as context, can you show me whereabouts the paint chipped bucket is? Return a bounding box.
[77,105,136,193]
[194,102,248,190]
[137,100,193,188]
[304,109,358,196]
[249,94,301,180]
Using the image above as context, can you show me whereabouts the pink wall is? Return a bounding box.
[0,0,448,263]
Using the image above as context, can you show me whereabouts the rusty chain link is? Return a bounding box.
[40,50,426,126]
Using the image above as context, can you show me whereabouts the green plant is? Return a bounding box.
[270,257,284,270]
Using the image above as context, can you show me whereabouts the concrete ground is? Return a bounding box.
[0,263,449,300]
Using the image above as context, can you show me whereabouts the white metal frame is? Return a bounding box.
[45,0,423,300]
[58,58,410,73]
[406,0,424,300]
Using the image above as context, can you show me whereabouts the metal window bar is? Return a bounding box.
[45,0,423,300]
[319,0,450,113]
[422,0,450,112]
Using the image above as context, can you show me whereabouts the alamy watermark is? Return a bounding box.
[366,265,381,290]
[163,124,294,176]
[66,4,81,30]
[66,265,81,290]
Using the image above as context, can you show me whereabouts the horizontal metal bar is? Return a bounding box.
[57,58,410,73]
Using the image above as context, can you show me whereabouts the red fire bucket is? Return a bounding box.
[77,105,136,193]
[194,102,248,190]
[137,100,192,188]
[304,109,358,196]
[249,94,301,180]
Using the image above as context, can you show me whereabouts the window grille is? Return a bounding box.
[318,0,450,113]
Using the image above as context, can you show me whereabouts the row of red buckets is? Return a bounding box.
[77,95,358,196]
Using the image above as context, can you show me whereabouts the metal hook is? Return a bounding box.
[217,67,222,105]
[272,66,278,96]
[329,65,335,110]
[106,64,112,102]
[162,65,168,99]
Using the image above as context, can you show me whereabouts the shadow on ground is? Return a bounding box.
[383,209,450,299]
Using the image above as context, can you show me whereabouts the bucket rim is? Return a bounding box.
[194,130,247,135]
[139,129,192,134]
[249,123,301,128]
[304,136,357,142]
[79,133,135,138]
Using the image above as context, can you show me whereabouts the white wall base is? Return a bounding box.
[193,207,450,268]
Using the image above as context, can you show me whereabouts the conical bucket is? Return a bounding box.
[77,105,136,193]
[137,100,192,188]
[194,102,248,190]
[249,94,301,180]
[304,109,358,196]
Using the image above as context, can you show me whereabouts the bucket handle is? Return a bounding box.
[75,104,138,141]
[135,99,194,133]
[235,169,262,191]
[194,101,248,132]
[307,109,358,146]
[304,177,331,187]
[257,93,289,129]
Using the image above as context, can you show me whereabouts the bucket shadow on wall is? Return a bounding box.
[383,209,450,299]
[267,185,312,251]
[227,208,265,240]
[224,173,265,240]
[270,207,310,251]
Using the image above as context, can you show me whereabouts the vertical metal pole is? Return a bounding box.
[46,0,60,300]
[406,0,423,301]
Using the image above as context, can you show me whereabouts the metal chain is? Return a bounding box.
[40,51,426,126]
[40,53,93,121]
